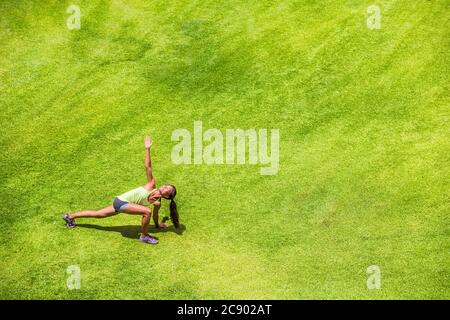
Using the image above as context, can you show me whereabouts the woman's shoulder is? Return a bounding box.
[142,182,156,192]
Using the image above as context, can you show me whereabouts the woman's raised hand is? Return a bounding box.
[144,136,153,149]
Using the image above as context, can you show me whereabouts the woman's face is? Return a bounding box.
[159,185,174,199]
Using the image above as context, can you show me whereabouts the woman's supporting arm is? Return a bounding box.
[152,203,168,228]
[152,203,160,228]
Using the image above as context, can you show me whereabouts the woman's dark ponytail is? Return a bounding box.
[168,185,179,229]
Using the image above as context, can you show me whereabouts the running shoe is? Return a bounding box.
[139,234,158,245]
[62,214,76,228]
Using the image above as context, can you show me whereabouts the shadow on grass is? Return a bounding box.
[76,223,186,239]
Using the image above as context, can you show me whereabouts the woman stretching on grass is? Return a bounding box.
[62,136,179,245]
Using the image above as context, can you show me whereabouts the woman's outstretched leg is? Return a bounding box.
[63,206,117,228]
[70,206,117,219]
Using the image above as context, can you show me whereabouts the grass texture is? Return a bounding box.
[0,0,449,299]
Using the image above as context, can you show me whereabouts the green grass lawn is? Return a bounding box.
[0,0,449,299]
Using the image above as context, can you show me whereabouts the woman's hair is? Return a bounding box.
[168,185,179,229]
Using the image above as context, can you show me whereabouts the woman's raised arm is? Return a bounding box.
[144,136,155,188]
